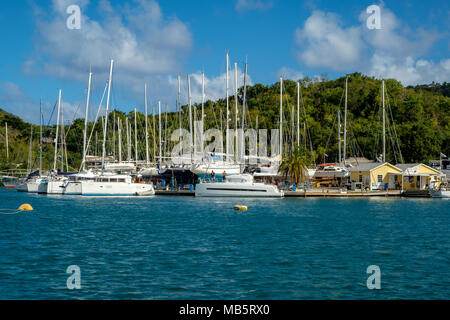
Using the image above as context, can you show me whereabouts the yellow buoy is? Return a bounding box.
[18,204,33,211]
[234,205,248,211]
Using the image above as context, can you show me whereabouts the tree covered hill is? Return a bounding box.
[1,73,449,171]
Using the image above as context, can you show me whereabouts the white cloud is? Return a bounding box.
[25,0,193,103]
[295,11,365,71]
[235,0,273,12]
[293,6,448,85]
[369,55,450,85]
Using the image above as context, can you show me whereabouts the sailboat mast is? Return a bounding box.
[280,77,283,158]
[297,82,300,147]
[338,110,341,165]
[82,72,92,171]
[39,101,42,174]
[101,59,114,173]
[125,117,130,161]
[152,106,156,163]
[53,89,61,173]
[226,52,230,162]
[145,84,149,165]
[234,62,238,163]
[343,76,348,165]
[382,80,386,162]
[118,118,122,163]
[158,101,162,165]
[165,103,168,160]
[240,63,247,163]
[201,72,205,155]
[134,108,138,163]
[187,75,193,162]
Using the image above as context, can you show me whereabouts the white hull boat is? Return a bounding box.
[195,174,283,198]
[80,174,155,196]
[430,189,450,198]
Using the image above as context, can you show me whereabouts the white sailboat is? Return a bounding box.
[78,60,154,196]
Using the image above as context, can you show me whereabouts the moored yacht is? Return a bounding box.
[195,174,283,197]
[79,173,154,196]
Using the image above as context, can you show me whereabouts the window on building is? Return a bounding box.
[377,175,383,183]
[359,175,363,183]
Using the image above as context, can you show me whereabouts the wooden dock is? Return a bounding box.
[284,190,402,198]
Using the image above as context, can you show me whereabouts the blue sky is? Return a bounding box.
[0,0,448,123]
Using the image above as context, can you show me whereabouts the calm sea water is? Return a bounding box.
[0,189,448,300]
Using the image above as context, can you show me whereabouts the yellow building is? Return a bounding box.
[395,163,444,190]
[349,162,402,191]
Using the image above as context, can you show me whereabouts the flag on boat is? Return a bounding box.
[440,153,447,158]
[324,153,329,157]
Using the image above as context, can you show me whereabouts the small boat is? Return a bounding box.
[313,163,349,178]
[429,186,450,198]
[195,174,284,197]
[1,176,20,189]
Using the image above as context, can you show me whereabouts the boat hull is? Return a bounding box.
[80,181,155,196]
[430,190,450,198]
[195,182,283,198]
[46,180,66,194]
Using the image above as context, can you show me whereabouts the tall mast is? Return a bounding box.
[382,80,386,162]
[165,103,168,160]
[60,98,65,171]
[82,71,92,171]
[226,52,230,162]
[297,82,300,147]
[158,101,162,165]
[112,111,116,159]
[338,110,341,165]
[177,74,182,156]
[118,117,122,163]
[280,77,283,158]
[234,62,238,162]
[145,84,150,165]
[343,76,348,165]
[134,107,138,163]
[201,71,205,155]
[126,117,130,161]
[240,63,247,163]
[101,59,114,173]
[53,89,62,173]
[39,101,42,174]
[152,106,156,163]
[187,75,193,161]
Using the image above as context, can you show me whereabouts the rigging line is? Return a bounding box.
[385,89,404,163]
[81,81,108,171]
[300,83,314,155]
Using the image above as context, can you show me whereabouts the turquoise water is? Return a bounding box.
[0,189,448,300]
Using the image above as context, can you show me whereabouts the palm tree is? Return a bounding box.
[280,145,313,184]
